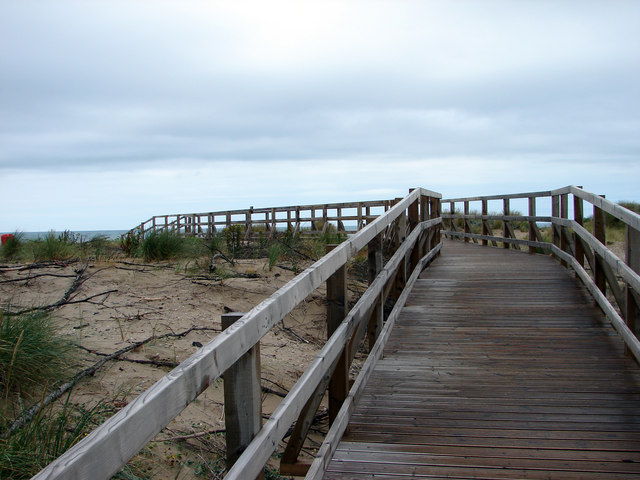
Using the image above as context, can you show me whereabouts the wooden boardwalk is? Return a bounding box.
[324,240,640,479]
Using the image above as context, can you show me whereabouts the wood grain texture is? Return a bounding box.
[322,240,640,479]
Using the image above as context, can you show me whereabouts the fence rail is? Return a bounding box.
[127,199,399,238]
[442,185,640,362]
[33,184,640,480]
[35,188,443,480]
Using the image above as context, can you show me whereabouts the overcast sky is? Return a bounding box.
[1,1,638,231]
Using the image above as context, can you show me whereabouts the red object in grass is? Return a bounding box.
[1,234,14,246]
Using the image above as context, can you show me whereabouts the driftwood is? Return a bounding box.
[3,326,220,439]
[74,346,179,369]
[0,261,75,272]
[151,428,227,443]
[0,272,77,284]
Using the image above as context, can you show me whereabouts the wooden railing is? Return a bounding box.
[127,199,397,238]
[34,188,443,480]
[441,185,640,362]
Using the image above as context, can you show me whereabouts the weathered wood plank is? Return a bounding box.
[320,240,640,480]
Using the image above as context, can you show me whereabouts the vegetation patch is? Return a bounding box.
[0,310,74,405]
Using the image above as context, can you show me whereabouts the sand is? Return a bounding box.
[0,253,361,479]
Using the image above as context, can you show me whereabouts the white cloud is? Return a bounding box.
[0,0,639,230]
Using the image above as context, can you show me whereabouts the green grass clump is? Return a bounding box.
[139,231,185,261]
[0,398,108,479]
[31,232,76,262]
[1,233,24,260]
[0,310,74,401]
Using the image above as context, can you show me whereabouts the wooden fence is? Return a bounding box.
[127,199,397,238]
[32,185,640,480]
[441,185,640,361]
[34,188,443,480]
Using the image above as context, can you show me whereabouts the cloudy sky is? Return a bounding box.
[1,1,638,231]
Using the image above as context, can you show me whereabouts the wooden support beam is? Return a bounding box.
[594,197,607,298]
[326,245,348,426]
[574,187,585,267]
[280,355,337,470]
[560,193,569,266]
[528,197,537,254]
[430,197,441,248]
[408,194,420,268]
[464,201,470,243]
[420,195,428,222]
[503,198,510,249]
[627,226,640,348]
[482,199,489,247]
[367,232,384,351]
[222,313,262,477]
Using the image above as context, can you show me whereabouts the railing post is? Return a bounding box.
[503,198,510,249]
[322,206,329,233]
[245,208,253,241]
[482,199,489,246]
[593,196,607,298]
[367,233,384,351]
[449,201,456,233]
[222,313,263,477]
[626,226,640,343]
[552,194,560,258]
[464,201,470,243]
[528,197,536,254]
[408,191,420,268]
[295,206,301,235]
[271,207,277,237]
[337,207,346,232]
[574,188,584,267]
[326,245,348,425]
[431,197,441,248]
[559,193,569,266]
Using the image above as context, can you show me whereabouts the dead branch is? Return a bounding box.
[151,428,226,443]
[0,261,75,272]
[75,345,179,368]
[261,386,287,398]
[0,272,78,284]
[117,260,174,269]
[280,319,310,344]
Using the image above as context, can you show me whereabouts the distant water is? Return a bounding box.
[5,230,129,241]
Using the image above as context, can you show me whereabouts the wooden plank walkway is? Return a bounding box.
[324,240,640,479]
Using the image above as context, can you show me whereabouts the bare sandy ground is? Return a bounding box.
[0,254,362,479]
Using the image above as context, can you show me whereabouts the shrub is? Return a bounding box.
[82,235,110,261]
[120,232,140,257]
[223,225,244,257]
[139,231,184,261]
[0,397,108,479]
[32,232,75,262]
[0,310,74,400]
[1,232,23,260]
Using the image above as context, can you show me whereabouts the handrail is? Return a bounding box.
[128,198,400,238]
[34,187,442,480]
[225,222,442,480]
[442,185,640,364]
